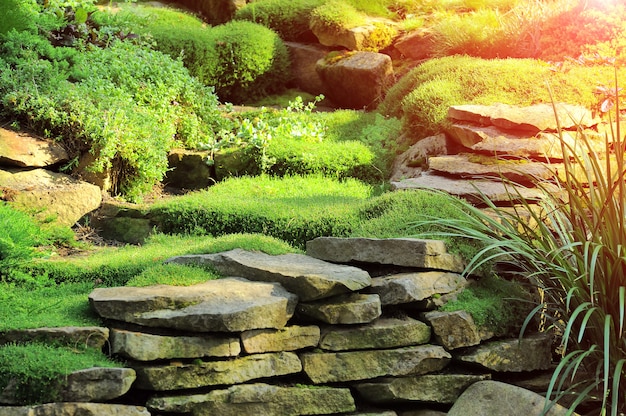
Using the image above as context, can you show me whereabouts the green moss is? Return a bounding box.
[126,263,220,287]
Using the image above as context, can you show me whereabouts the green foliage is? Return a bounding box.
[0,0,39,34]
[310,0,367,32]
[0,342,118,405]
[126,263,220,287]
[234,0,323,41]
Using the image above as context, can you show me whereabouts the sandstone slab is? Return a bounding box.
[0,127,68,168]
[166,249,371,301]
[301,345,451,383]
[390,133,448,181]
[134,352,302,391]
[365,271,466,305]
[0,326,109,350]
[0,403,150,416]
[285,42,330,96]
[307,237,465,273]
[421,310,481,350]
[110,328,240,361]
[297,293,381,324]
[147,383,355,416]
[241,325,320,354]
[318,317,431,351]
[89,278,298,332]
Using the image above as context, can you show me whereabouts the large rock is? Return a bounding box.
[297,293,382,324]
[166,249,371,302]
[89,278,298,332]
[393,28,435,60]
[354,373,491,404]
[456,333,553,372]
[316,51,393,109]
[300,345,451,383]
[0,326,109,350]
[310,16,397,52]
[447,380,578,416]
[147,383,356,416]
[241,325,320,354]
[0,168,102,226]
[390,133,448,181]
[165,149,214,190]
[0,127,68,168]
[110,329,240,361]
[285,42,330,96]
[307,237,465,273]
[365,271,466,305]
[318,317,431,351]
[421,310,482,350]
[134,352,302,391]
[0,403,150,416]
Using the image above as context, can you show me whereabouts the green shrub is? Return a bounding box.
[0,0,38,34]
[126,263,220,287]
[310,0,367,32]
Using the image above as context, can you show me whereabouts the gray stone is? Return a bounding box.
[0,326,109,350]
[421,310,481,350]
[456,333,553,372]
[60,367,136,402]
[390,133,448,181]
[0,127,68,168]
[110,328,240,361]
[134,352,302,391]
[298,293,382,324]
[241,325,320,354]
[365,271,466,305]
[300,345,451,383]
[447,380,579,416]
[147,383,356,416]
[0,168,102,226]
[89,278,298,332]
[399,411,446,416]
[166,249,371,301]
[0,403,151,416]
[355,373,491,404]
[306,237,465,273]
[319,317,431,351]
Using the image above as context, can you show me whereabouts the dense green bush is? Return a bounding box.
[0,0,38,34]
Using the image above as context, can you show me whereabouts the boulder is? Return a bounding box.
[316,51,393,109]
[297,293,382,324]
[354,373,491,404]
[300,345,451,383]
[165,149,214,190]
[147,383,356,416]
[0,127,68,168]
[0,403,150,416]
[0,326,109,350]
[447,380,578,416]
[134,352,302,391]
[306,237,465,273]
[285,42,331,96]
[310,16,397,52]
[89,278,298,332]
[241,325,320,354]
[390,133,448,181]
[0,168,102,226]
[318,317,431,351]
[110,328,240,361]
[166,249,371,302]
[364,271,466,305]
[393,29,435,60]
[421,310,482,350]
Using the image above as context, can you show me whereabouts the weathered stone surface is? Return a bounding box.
[0,168,102,226]
[0,326,108,350]
[355,373,491,404]
[310,16,396,51]
[316,51,393,109]
[147,383,356,416]
[60,367,136,402]
[285,42,330,96]
[307,237,465,273]
[298,293,382,324]
[421,310,481,350]
[165,149,213,190]
[166,249,371,302]
[318,317,431,351]
[110,328,240,361]
[390,133,448,181]
[241,325,320,354]
[0,127,68,167]
[447,380,578,416]
[89,278,298,332]
[301,345,451,383]
[134,352,302,391]
[399,410,445,416]
[456,334,553,372]
[365,271,466,305]
[393,28,435,60]
[0,403,151,416]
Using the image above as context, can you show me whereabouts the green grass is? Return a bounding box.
[125,262,221,287]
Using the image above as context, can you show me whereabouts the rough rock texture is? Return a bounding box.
[318,317,431,351]
[447,380,579,416]
[0,168,102,226]
[354,373,491,404]
[241,325,320,354]
[147,383,356,416]
[285,42,330,96]
[389,133,448,181]
[166,249,371,301]
[301,345,451,383]
[316,51,393,109]
[365,271,466,305]
[134,352,302,391]
[60,368,136,402]
[310,17,396,51]
[0,327,109,350]
[0,403,151,416]
[0,127,68,168]
[165,149,213,190]
[393,29,435,61]
[421,310,482,350]
[456,334,553,372]
[307,237,465,273]
[89,278,298,332]
[110,329,240,361]
[297,293,382,324]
